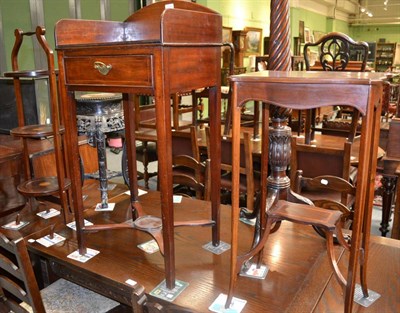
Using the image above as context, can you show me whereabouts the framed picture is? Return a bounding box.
[304,27,311,43]
[313,31,325,43]
[222,26,233,66]
[244,27,263,55]
[299,21,305,42]
[222,26,232,44]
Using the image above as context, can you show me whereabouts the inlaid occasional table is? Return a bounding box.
[227,70,386,312]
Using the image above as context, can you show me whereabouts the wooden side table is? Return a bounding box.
[228,70,385,312]
[55,1,222,289]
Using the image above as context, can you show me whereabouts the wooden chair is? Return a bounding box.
[0,228,122,313]
[290,136,357,235]
[383,75,399,120]
[4,27,71,222]
[171,127,209,200]
[171,92,201,131]
[223,48,260,138]
[192,43,257,137]
[378,79,399,123]
[136,141,158,190]
[320,118,362,138]
[192,43,234,132]
[396,83,400,118]
[291,136,356,207]
[205,127,259,213]
[133,95,157,130]
[121,140,158,190]
[377,117,400,236]
[303,32,368,144]
[121,97,158,189]
[133,93,200,131]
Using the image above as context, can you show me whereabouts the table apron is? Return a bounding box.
[233,82,371,115]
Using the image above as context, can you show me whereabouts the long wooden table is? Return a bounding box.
[2,183,397,312]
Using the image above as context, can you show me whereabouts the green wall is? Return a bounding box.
[1,0,32,71]
[202,0,270,35]
[201,2,355,58]
[81,0,101,20]
[110,0,132,21]
[43,0,70,63]
[350,24,400,44]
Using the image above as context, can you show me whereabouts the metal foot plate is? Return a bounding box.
[150,279,189,302]
[353,284,381,307]
[202,241,231,255]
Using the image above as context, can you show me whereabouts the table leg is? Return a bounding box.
[379,174,397,236]
[94,116,109,209]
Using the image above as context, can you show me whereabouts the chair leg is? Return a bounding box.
[304,109,313,144]
[380,174,397,236]
[253,101,261,140]
[172,93,180,130]
[141,142,150,189]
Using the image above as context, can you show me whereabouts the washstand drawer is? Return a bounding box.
[64,55,153,87]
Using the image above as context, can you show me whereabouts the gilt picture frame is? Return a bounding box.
[222,26,233,43]
[304,27,311,43]
[244,27,263,55]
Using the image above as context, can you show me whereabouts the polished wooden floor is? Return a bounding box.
[2,179,398,313]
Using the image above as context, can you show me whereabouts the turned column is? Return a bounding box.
[267,0,292,198]
[94,116,109,209]
[250,0,294,249]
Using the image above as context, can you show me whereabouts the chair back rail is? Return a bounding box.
[303,32,367,143]
[205,127,258,212]
[0,229,46,312]
[291,136,354,206]
[304,32,368,72]
[171,127,206,199]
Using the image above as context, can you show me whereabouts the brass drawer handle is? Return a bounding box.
[94,61,112,75]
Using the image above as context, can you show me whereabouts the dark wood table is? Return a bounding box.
[293,133,385,166]
[54,1,223,289]
[136,127,385,167]
[228,70,387,312]
[5,184,397,312]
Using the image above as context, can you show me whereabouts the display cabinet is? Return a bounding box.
[375,42,396,72]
